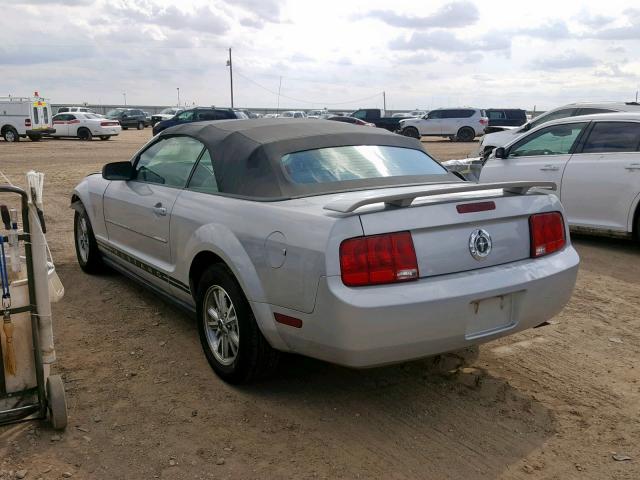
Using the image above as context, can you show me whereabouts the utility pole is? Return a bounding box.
[226,48,234,108]
[276,76,282,114]
[177,87,180,107]
[383,91,386,112]
[123,92,127,106]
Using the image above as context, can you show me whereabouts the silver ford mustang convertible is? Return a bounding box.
[71,119,579,383]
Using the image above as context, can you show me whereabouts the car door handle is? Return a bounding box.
[540,165,559,171]
[152,203,167,216]
[625,163,640,171]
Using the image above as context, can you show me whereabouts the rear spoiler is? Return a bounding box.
[323,181,557,213]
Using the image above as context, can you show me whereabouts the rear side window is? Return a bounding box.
[43,107,49,124]
[506,110,526,120]
[281,145,447,184]
[581,122,640,153]
[187,150,219,193]
[487,111,506,120]
[529,108,576,129]
[33,107,39,124]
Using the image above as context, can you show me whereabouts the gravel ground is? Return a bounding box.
[0,130,638,479]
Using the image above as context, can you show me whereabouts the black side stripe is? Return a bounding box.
[98,241,191,294]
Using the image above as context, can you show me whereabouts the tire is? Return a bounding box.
[136,122,144,130]
[28,135,41,142]
[122,126,128,130]
[74,208,104,273]
[46,375,68,430]
[99,136,111,141]
[456,127,475,142]
[2,127,19,142]
[77,128,92,141]
[401,127,420,139]
[196,264,279,384]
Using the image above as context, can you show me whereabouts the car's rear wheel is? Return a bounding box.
[122,126,128,130]
[401,127,420,139]
[99,136,111,141]
[196,264,279,384]
[78,128,92,141]
[3,127,19,142]
[137,122,144,130]
[28,135,41,141]
[456,127,475,142]
[74,208,104,273]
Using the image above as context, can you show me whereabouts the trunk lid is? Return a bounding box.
[322,183,555,278]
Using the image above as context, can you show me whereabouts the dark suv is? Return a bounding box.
[484,109,527,133]
[152,108,244,135]
[105,108,147,130]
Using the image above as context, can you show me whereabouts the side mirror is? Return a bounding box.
[103,161,134,181]
[494,147,507,159]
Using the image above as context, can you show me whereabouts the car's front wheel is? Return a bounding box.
[74,208,104,273]
[196,264,279,384]
[99,136,111,141]
[137,122,144,130]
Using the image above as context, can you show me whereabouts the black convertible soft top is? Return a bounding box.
[163,119,458,200]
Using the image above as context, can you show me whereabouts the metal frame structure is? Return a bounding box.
[0,185,47,426]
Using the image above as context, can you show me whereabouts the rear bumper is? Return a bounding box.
[268,247,579,367]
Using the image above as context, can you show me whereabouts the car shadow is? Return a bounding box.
[234,350,553,478]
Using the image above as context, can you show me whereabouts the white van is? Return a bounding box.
[0,95,55,142]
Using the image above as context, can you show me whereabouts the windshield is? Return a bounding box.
[84,113,101,119]
[161,108,178,115]
[281,145,447,185]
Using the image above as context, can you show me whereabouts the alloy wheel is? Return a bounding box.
[203,285,240,366]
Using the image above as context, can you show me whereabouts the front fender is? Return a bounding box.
[70,174,109,240]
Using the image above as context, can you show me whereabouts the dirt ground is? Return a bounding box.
[0,131,638,480]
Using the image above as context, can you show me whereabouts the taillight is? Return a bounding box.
[480,118,488,125]
[24,119,31,127]
[340,231,419,286]
[529,212,566,258]
[101,121,117,126]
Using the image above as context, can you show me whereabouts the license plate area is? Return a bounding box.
[465,291,521,340]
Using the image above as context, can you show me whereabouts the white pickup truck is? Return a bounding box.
[0,95,55,142]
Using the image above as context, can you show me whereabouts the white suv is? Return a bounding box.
[480,102,640,158]
[480,112,640,239]
[398,108,488,142]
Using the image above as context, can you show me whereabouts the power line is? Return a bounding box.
[233,69,383,106]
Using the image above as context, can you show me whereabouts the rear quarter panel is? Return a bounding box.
[171,191,363,314]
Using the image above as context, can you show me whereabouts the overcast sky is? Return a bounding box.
[2,0,639,110]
